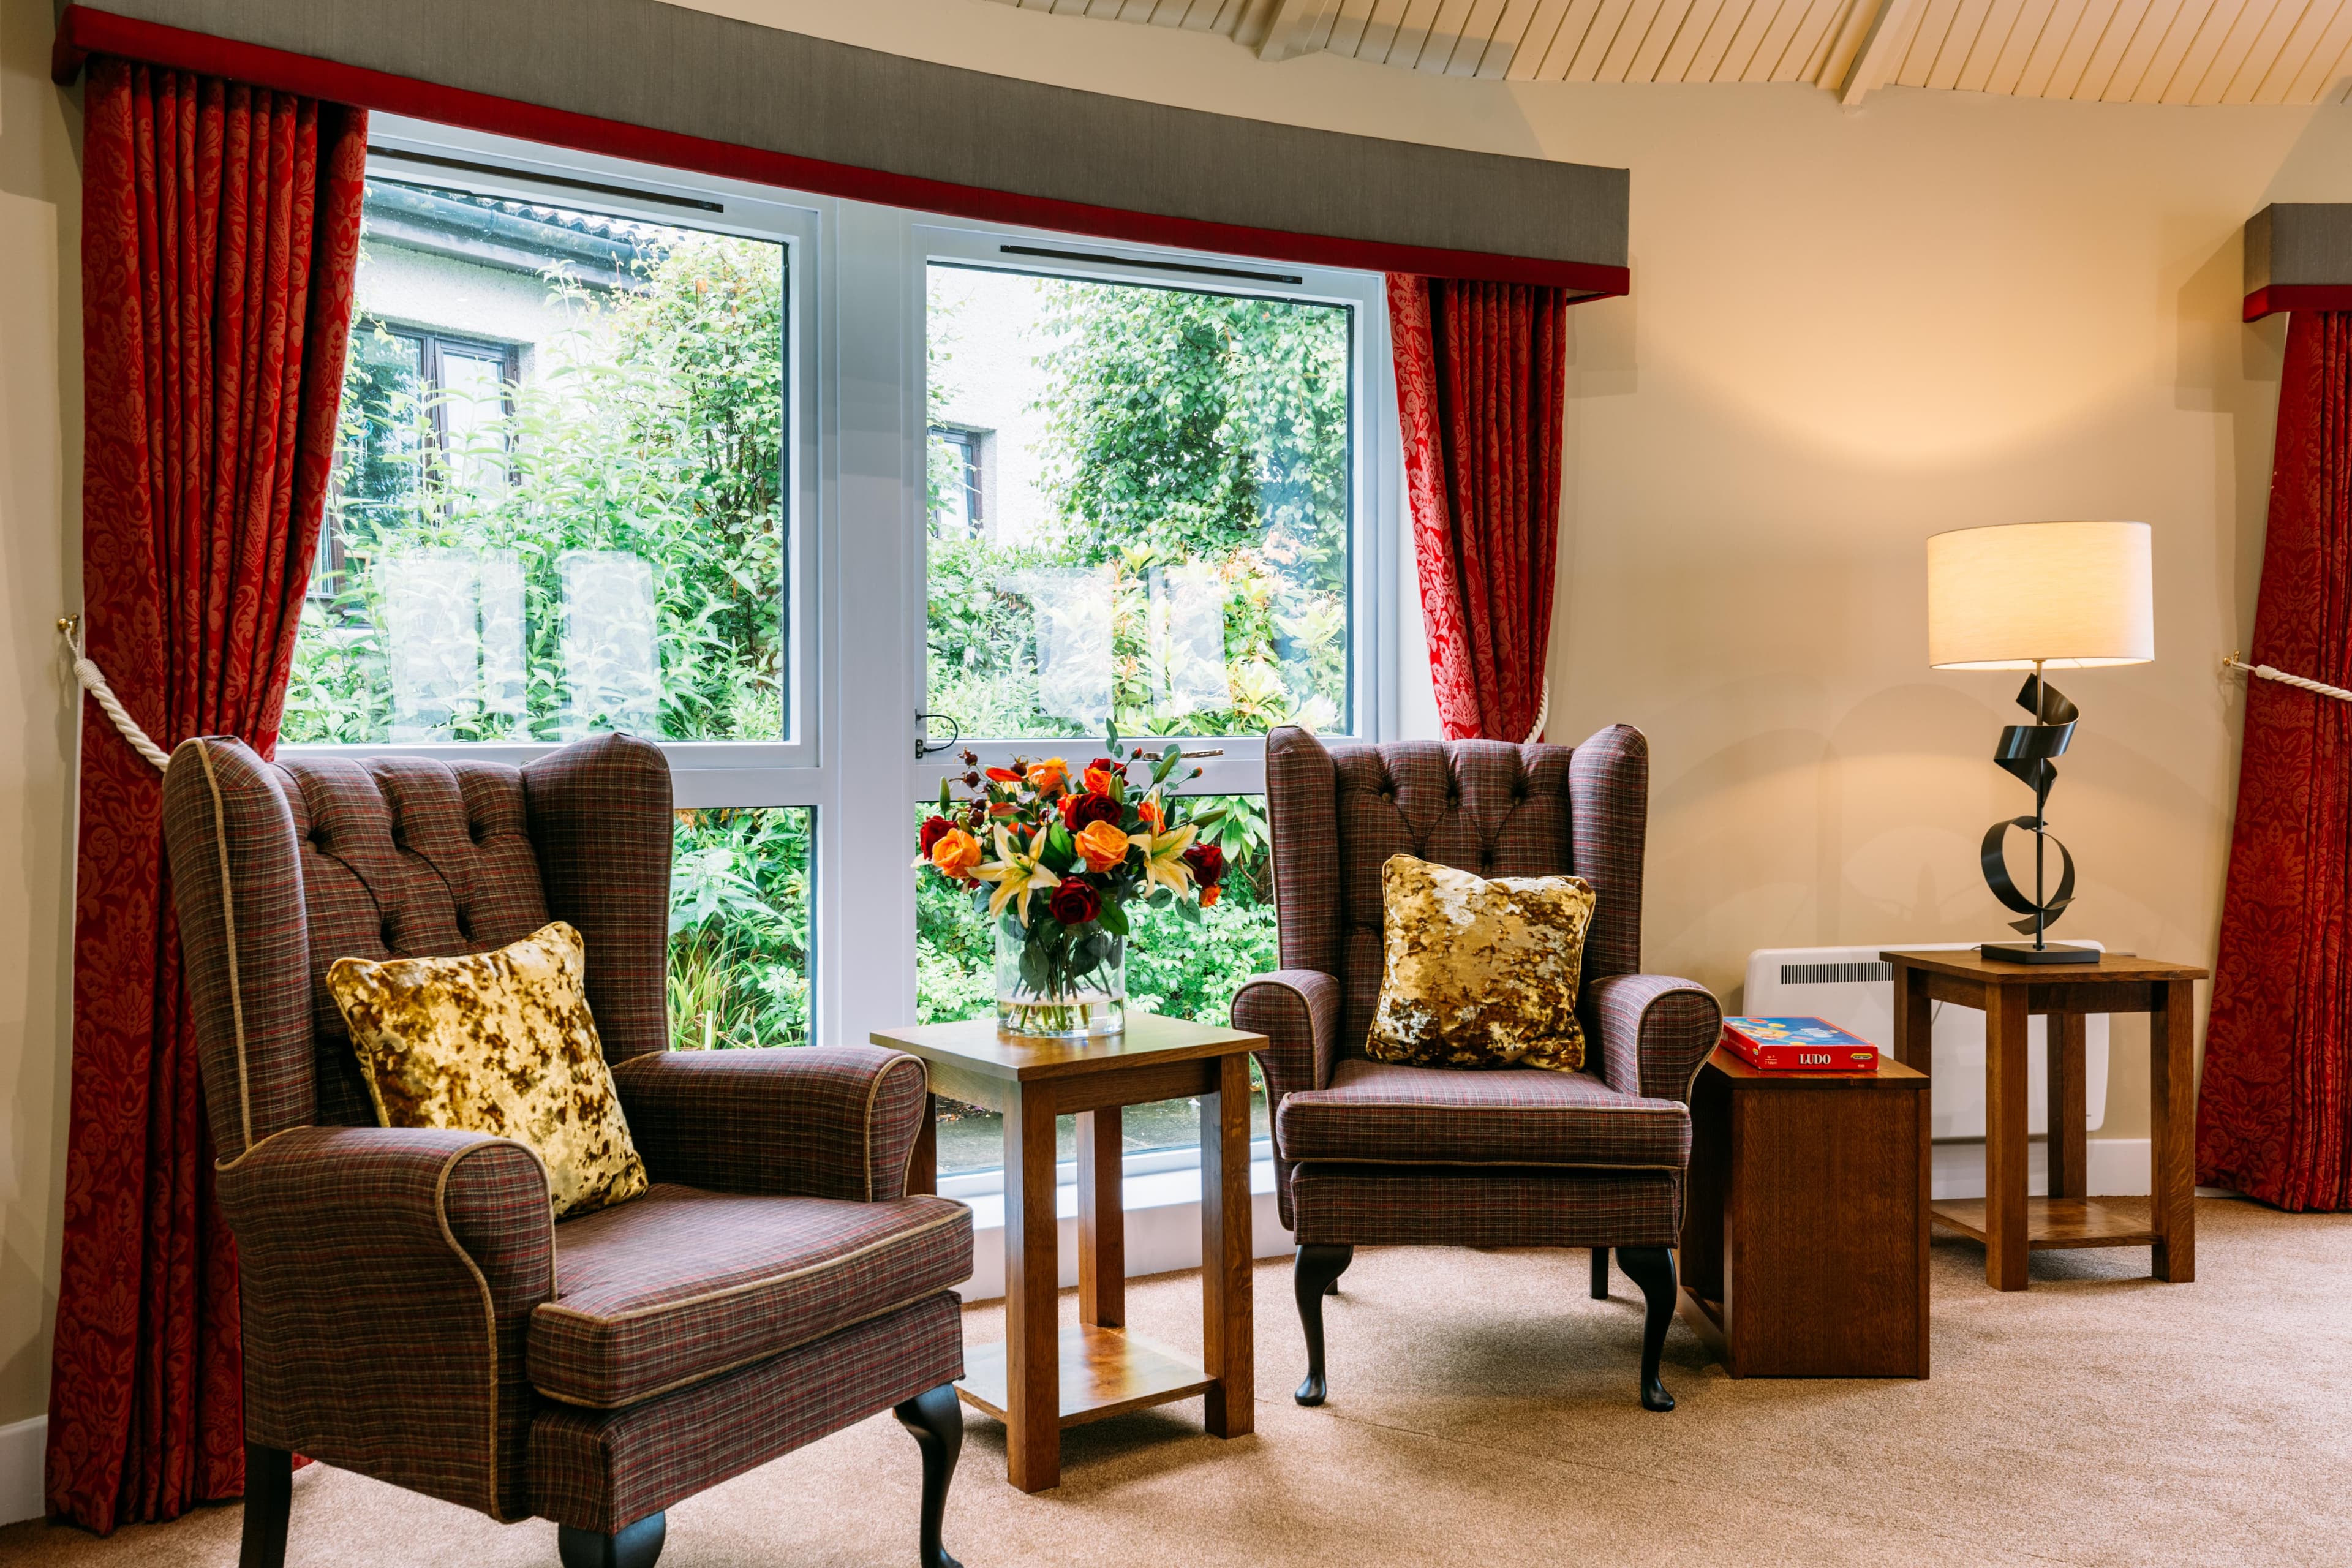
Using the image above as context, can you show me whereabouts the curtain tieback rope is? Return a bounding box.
[1521,676,1550,746]
[59,614,172,771]
[2223,652,2352,705]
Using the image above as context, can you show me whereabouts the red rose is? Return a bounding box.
[1058,790,1121,831]
[1182,842,1226,887]
[1046,876,1101,926]
[918,815,957,857]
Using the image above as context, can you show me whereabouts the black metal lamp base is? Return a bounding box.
[1980,941,2102,965]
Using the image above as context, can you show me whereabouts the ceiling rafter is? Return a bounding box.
[984,0,2352,100]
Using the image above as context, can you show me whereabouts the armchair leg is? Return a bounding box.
[1615,1246,1679,1412]
[1590,1246,1610,1299]
[893,1382,963,1568]
[239,1444,291,1568]
[1293,1243,1354,1406]
[557,1514,665,1568]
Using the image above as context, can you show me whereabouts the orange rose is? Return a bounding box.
[1026,758,1069,795]
[929,827,982,880]
[1201,884,1221,908]
[1082,763,1118,796]
[1136,794,1164,832]
[1074,818,1131,873]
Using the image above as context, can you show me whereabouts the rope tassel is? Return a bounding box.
[59,615,172,772]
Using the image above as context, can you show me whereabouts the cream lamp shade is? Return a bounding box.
[1926,521,2154,671]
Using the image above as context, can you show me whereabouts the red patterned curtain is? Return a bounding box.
[47,58,366,1531]
[1388,274,1570,743]
[2197,310,2352,1212]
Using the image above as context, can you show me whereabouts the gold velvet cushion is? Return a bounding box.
[1365,854,1597,1074]
[326,921,648,1218]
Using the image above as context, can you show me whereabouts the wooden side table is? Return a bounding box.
[1882,949,2206,1292]
[873,1012,1263,1493]
[1678,1047,1931,1378]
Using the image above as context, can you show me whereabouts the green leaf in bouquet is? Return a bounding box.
[1046,823,1076,869]
[1176,898,1204,925]
[1153,745,1181,783]
[1095,898,1129,937]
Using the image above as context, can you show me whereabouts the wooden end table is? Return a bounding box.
[1678,1047,1931,1378]
[872,1012,1263,1493]
[1882,949,2206,1291]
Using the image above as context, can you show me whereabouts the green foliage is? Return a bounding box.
[668,808,810,1049]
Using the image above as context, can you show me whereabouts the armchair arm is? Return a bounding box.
[612,1045,930,1202]
[1584,973,1724,1104]
[215,1125,553,1522]
[1232,968,1344,1104]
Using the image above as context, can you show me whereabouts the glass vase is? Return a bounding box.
[995,920,1125,1039]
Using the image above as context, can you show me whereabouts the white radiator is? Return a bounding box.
[1743,943,2108,1139]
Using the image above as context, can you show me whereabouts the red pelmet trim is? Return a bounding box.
[2244,284,2352,322]
[54,4,1630,297]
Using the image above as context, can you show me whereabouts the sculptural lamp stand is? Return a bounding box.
[1926,521,2154,965]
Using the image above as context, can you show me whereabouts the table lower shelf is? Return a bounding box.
[957,1325,1217,1430]
[1930,1197,2156,1250]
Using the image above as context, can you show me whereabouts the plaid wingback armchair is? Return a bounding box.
[1231,725,1721,1412]
[160,732,971,1568]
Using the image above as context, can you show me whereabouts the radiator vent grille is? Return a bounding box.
[1777,960,1893,986]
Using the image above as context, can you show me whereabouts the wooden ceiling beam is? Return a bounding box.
[1841,0,1924,100]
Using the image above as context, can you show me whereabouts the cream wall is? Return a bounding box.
[0,0,82,1430]
[5,0,2352,1435]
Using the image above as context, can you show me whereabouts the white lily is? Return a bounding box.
[972,823,1062,926]
[1128,821,1199,899]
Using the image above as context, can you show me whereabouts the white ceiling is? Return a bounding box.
[981,0,2352,104]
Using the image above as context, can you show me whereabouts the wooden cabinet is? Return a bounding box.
[1678,1048,1931,1379]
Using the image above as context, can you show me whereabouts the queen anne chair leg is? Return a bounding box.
[557,1512,666,1568]
[1615,1245,1679,1412]
[239,1444,291,1568]
[1292,1243,1354,1406]
[894,1382,963,1568]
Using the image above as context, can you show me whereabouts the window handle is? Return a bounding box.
[914,712,960,760]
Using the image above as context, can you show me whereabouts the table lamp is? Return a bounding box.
[1926,520,2153,963]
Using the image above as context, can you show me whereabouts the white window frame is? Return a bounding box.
[280,116,1403,1198]
[293,121,828,802]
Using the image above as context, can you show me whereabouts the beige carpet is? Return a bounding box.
[7,1197,2347,1567]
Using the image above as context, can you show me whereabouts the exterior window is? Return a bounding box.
[928,426,986,538]
[284,177,789,747]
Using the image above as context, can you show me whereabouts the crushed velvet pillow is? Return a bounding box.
[1365,854,1597,1074]
[326,921,647,1219]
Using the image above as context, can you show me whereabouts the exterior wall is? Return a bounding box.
[928,265,1058,545]
[355,241,586,371]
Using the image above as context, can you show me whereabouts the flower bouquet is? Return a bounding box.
[916,732,1229,1038]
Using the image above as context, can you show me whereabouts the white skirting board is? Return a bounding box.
[1932,1137,2149,1200]
[1,1415,45,1526]
[954,1156,1292,1304]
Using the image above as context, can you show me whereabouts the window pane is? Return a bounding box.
[915,794,1276,1174]
[670,807,812,1050]
[925,265,1352,742]
[284,177,788,745]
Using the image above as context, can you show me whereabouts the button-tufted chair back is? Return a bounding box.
[160,731,673,1160]
[1261,724,1649,1057]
